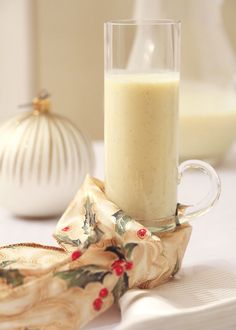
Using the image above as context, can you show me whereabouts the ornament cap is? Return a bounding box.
[33,90,51,113]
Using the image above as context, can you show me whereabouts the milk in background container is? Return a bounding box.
[180,82,236,164]
[134,0,236,163]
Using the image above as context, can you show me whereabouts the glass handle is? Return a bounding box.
[177,160,221,225]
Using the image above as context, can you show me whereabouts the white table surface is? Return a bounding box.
[0,141,236,329]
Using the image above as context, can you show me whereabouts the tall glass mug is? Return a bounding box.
[104,20,221,233]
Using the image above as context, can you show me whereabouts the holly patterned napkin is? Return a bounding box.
[0,175,191,329]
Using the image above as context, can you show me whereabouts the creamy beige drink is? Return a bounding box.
[180,82,236,162]
[105,73,179,221]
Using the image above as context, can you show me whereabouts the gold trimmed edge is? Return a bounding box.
[0,242,65,252]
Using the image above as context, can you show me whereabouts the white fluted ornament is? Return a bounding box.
[0,92,93,217]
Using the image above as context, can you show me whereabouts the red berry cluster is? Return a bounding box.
[62,226,70,232]
[71,250,82,261]
[112,259,134,276]
[137,228,147,239]
[93,287,109,311]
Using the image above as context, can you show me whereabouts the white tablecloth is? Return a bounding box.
[0,141,236,329]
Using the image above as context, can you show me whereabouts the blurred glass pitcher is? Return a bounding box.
[134,0,236,164]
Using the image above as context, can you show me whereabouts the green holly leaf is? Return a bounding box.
[112,273,129,303]
[55,265,111,289]
[105,246,125,260]
[80,197,104,249]
[112,210,133,236]
[124,243,138,259]
[83,226,104,249]
[55,234,81,247]
[82,197,96,234]
[0,259,17,268]
[0,269,24,287]
[94,226,104,241]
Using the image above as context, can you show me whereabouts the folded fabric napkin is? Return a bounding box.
[0,175,191,329]
[117,264,236,330]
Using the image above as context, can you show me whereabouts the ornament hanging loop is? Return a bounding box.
[18,89,51,114]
